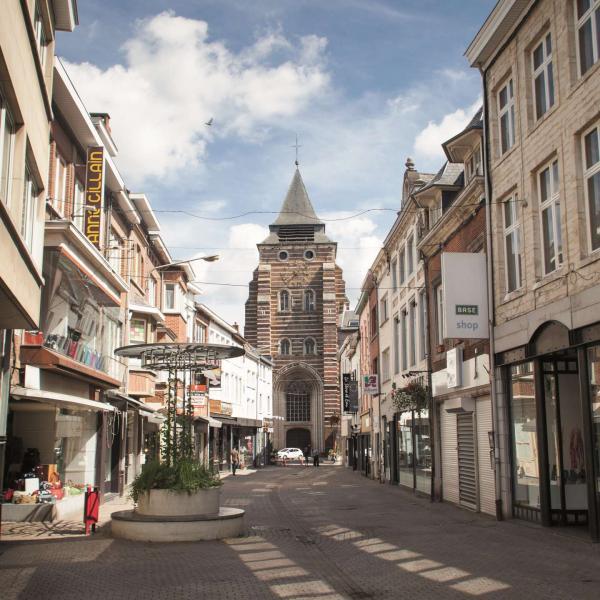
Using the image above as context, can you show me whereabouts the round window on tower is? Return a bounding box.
[278,250,289,261]
[304,249,315,261]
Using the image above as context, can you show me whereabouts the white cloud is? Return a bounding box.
[413,99,481,162]
[63,11,330,185]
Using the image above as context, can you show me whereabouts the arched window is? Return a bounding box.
[286,381,310,422]
[280,338,291,355]
[304,338,316,355]
[304,289,315,312]
[279,290,290,312]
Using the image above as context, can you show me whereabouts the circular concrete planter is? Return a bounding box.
[136,487,221,517]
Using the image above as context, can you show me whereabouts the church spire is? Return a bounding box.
[272,168,323,226]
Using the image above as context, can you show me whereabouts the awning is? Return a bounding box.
[194,415,222,429]
[128,303,165,324]
[106,390,145,408]
[11,385,116,412]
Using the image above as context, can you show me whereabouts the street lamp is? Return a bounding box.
[152,255,220,271]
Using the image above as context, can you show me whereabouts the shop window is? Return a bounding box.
[503,195,523,292]
[0,91,16,207]
[576,0,600,76]
[532,33,554,121]
[498,79,516,155]
[538,160,562,274]
[583,122,600,251]
[509,362,539,511]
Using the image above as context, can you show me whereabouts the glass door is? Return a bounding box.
[587,347,600,537]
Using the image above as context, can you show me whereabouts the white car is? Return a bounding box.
[277,448,304,460]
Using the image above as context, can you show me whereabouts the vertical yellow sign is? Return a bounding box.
[84,147,104,248]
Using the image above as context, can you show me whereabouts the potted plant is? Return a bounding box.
[131,458,222,517]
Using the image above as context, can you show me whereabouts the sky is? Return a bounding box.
[56,0,496,329]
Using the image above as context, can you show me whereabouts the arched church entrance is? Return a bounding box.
[286,428,311,450]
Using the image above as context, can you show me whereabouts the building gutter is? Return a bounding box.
[480,65,503,521]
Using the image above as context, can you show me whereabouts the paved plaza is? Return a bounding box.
[1,465,599,599]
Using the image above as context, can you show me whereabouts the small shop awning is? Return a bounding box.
[194,415,222,429]
[11,385,116,412]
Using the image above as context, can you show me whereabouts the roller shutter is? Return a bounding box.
[457,412,477,509]
[441,405,459,505]
[476,397,496,516]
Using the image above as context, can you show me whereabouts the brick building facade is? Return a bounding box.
[244,168,347,452]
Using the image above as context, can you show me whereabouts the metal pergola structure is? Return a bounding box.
[115,343,245,465]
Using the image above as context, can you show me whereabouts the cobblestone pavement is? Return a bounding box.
[1,465,599,599]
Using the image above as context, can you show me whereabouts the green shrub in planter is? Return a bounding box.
[131,459,221,503]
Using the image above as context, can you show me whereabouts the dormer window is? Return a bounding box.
[465,145,482,181]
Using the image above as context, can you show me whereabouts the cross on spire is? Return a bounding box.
[291,134,302,166]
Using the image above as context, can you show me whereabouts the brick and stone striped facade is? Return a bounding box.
[244,168,348,451]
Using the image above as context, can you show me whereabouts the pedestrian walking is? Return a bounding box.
[313,449,320,467]
[303,446,310,467]
[231,447,240,476]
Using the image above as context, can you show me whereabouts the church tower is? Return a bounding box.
[245,167,348,452]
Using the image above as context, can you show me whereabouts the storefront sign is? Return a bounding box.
[441,252,489,339]
[446,347,462,388]
[209,399,233,416]
[363,374,379,395]
[343,374,359,413]
[84,147,104,249]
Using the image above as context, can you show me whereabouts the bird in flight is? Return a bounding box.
[205,118,213,127]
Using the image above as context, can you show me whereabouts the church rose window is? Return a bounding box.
[304,249,315,260]
[286,381,310,421]
[278,250,289,261]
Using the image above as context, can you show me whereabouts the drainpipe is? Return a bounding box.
[480,65,503,521]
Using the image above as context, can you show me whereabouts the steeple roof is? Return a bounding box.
[272,168,323,226]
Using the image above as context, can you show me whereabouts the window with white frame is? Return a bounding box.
[401,309,408,371]
[0,92,16,206]
[393,315,400,374]
[280,338,291,355]
[435,285,444,345]
[532,33,555,120]
[503,195,523,292]
[576,0,600,76]
[466,145,482,181]
[54,154,67,215]
[21,165,38,250]
[73,179,85,232]
[34,2,48,69]
[418,290,426,361]
[147,276,156,306]
[164,282,176,310]
[584,122,600,251]
[391,258,398,290]
[399,248,406,283]
[406,235,415,276]
[304,289,315,312]
[409,300,417,367]
[498,79,516,155]
[380,295,388,324]
[538,160,562,274]
[303,337,316,355]
[279,289,290,311]
[382,348,390,382]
